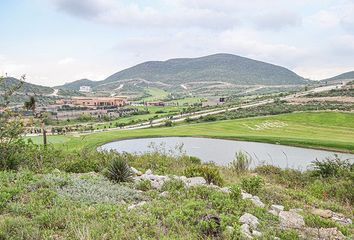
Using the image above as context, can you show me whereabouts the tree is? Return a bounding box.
[24,96,36,112]
[0,75,26,169]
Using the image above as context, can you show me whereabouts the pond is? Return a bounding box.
[99,137,354,170]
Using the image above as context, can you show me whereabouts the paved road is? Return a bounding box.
[26,83,344,137]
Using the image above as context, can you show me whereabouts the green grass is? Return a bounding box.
[29,112,354,152]
[141,87,169,101]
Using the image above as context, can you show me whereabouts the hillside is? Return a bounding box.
[57,78,96,91]
[322,71,354,83]
[0,77,53,95]
[58,54,308,96]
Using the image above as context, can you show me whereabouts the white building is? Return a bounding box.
[79,86,92,92]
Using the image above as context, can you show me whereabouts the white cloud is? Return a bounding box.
[58,57,76,65]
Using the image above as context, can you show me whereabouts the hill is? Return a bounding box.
[57,78,96,91]
[58,54,308,96]
[322,71,354,83]
[0,77,53,95]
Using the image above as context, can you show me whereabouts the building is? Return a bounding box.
[72,96,128,107]
[79,86,92,92]
[145,101,165,106]
[202,97,226,107]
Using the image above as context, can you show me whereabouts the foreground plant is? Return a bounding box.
[106,157,133,183]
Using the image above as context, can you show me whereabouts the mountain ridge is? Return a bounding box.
[58,53,309,92]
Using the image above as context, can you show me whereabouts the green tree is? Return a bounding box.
[0,75,26,169]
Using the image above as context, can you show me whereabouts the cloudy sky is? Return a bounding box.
[0,0,354,86]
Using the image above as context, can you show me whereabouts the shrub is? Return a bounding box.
[229,151,252,174]
[105,157,133,183]
[135,179,152,191]
[255,165,282,175]
[311,155,353,178]
[229,184,242,202]
[188,156,202,165]
[241,176,263,195]
[164,120,173,127]
[184,164,224,186]
[161,178,186,192]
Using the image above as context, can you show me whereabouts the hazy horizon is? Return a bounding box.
[1,0,354,86]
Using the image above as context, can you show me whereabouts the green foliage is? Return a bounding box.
[164,120,173,127]
[241,176,263,195]
[311,155,353,178]
[161,178,186,192]
[184,164,224,186]
[135,179,152,191]
[230,184,242,202]
[105,157,133,183]
[229,151,252,174]
[77,113,93,122]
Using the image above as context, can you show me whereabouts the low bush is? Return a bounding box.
[135,179,152,191]
[311,155,353,178]
[184,164,224,186]
[229,184,242,202]
[229,151,252,174]
[105,157,133,183]
[161,178,186,192]
[241,176,263,195]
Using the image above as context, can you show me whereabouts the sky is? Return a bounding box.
[0,0,354,86]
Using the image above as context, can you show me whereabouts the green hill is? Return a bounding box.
[0,77,53,95]
[58,54,308,93]
[322,71,354,83]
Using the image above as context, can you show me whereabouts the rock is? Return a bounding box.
[145,169,152,175]
[301,227,319,239]
[318,227,345,240]
[220,187,231,193]
[127,201,147,210]
[130,167,142,176]
[159,191,169,197]
[311,209,333,219]
[241,192,253,200]
[239,213,259,229]
[331,213,352,225]
[279,211,305,229]
[269,205,284,216]
[225,226,234,235]
[240,224,253,239]
[185,177,206,186]
[250,196,265,208]
[252,230,262,237]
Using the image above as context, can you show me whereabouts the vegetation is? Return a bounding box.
[229,151,252,174]
[28,112,354,153]
[105,157,134,183]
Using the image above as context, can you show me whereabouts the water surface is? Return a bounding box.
[99,137,354,170]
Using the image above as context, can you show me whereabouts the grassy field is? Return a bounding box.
[141,87,169,101]
[29,112,354,153]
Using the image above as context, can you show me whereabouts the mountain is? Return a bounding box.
[58,54,308,94]
[0,77,53,95]
[322,71,354,83]
[57,78,96,90]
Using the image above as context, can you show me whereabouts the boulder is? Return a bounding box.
[130,167,142,176]
[185,177,207,187]
[220,187,231,193]
[311,209,333,219]
[269,205,284,216]
[279,211,305,229]
[239,213,259,229]
[159,191,169,197]
[145,169,152,175]
[240,224,253,239]
[318,227,345,240]
[250,196,265,208]
[252,230,262,237]
[331,213,352,225]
